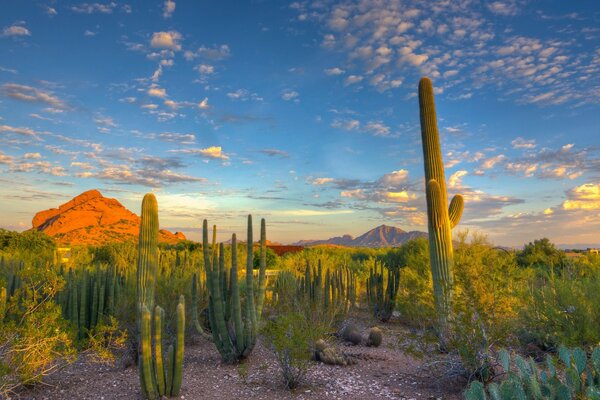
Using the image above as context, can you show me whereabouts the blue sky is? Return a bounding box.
[1,0,599,246]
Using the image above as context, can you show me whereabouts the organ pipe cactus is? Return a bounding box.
[418,77,464,343]
[203,215,267,363]
[136,193,185,399]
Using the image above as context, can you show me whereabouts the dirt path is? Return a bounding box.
[22,315,463,400]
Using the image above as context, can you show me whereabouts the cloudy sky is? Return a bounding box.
[1,0,599,246]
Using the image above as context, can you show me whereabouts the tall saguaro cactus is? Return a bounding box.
[203,215,267,363]
[136,193,185,399]
[418,77,464,343]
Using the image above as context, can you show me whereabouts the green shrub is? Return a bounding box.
[0,265,76,396]
[262,311,326,389]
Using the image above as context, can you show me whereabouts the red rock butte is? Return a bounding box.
[32,189,186,245]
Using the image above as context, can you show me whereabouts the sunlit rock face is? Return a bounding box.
[32,189,186,245]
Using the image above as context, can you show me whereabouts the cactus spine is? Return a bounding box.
[203,215,267,363]
[418,77,464,343]
[136,193,185,399]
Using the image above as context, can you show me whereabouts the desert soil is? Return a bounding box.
[20,312,464,400]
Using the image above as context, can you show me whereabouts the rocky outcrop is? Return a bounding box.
[32,190,186,245]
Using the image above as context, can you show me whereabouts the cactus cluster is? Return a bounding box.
[58,265,122,339]
[465,346,600,400]
[136,193,185,399]
[366,259,399,322]
[298,260,357,313]
[203,215,267,363]
[418,77,464,342]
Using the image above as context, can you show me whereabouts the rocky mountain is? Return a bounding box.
[292,225,427,248]
[32,189,186,245]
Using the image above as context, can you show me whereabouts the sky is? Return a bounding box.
[0,0,599,247]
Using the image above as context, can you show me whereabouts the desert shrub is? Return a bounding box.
[0,265,76,396]
[86,316,128,365]
[518,272,600,350]
[448,232,528,380]
[262,311,327,389]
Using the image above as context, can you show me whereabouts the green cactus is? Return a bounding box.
[465,346,600,400]
[366,259,399,322]
[203,215,267,363]
[418,77,464,343]
[0,284,6,321]
[136,193,185,399]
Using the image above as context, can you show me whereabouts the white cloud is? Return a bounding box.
[196,64,215,74]
[150,31,182,51]
[324,67,345,75]
[281,90,299,101]
[511,137,536,149]
[449,170,468,187]
[147,87,167,98]
[71,3,117,14]
[198,97,209,109]
[344,75,363,85]
[2,83,69,109]
[2,25,31,37]
[163,0,176,18]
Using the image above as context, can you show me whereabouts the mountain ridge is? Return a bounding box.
[292,224,427,248]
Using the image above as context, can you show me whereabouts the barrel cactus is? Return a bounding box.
[418,77,464,344]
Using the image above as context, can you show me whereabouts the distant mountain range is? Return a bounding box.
[292,225,427,248]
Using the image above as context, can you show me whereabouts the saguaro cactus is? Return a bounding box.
[203,215,267,363]
[136,193,185,399]
[418,77,464,343]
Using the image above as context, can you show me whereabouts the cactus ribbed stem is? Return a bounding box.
[418,77,464,344]
[141,306,157,400]
[154,306,165,396]
[255,219,267,321]
[170,296,185,396]
[137,193,159,313]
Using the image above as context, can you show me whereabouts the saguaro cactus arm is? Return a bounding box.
[448,194,464,228]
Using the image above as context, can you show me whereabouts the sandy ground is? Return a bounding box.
[20,312,464,400]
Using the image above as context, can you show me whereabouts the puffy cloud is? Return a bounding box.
[324,67,345,75]
[563,183,600,210]
[23,152,42,159]
[163,0,176,18]
[2,25,31,37]
[344,75,363,85]
[449,170,468,187]
[198,97,209,109]
[196,64,215,74]
[150,31,182,51]
[147,87,167,98]
[170,146,229,160]
[281,90,299,101]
